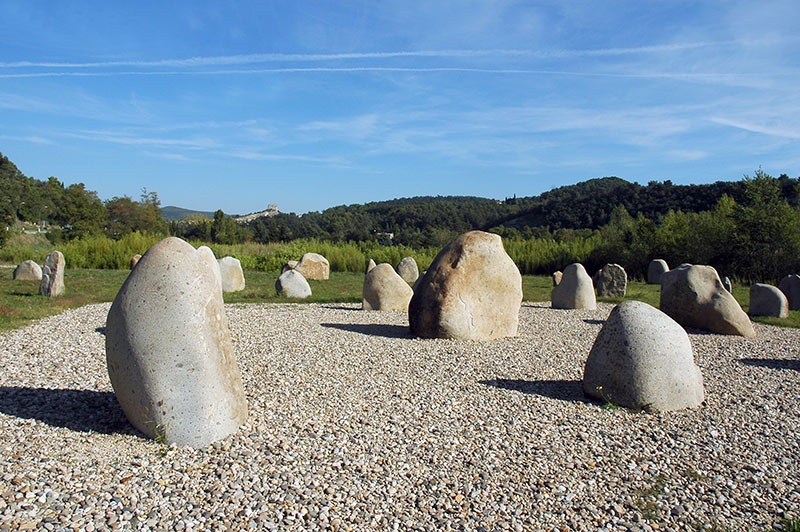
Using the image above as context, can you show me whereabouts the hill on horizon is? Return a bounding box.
[160,205,218,221]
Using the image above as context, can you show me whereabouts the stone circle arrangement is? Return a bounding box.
[2,235,798,530]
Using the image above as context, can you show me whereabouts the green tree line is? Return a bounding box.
[3,151,800,282]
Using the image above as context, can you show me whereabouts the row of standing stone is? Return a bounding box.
[12,252,65,297]
[12,233,782,447]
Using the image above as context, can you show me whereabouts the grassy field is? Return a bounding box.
[0,267,797,333]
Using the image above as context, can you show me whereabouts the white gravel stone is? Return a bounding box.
[0,301,798,530]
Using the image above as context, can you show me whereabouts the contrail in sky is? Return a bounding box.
[0,39,783,69]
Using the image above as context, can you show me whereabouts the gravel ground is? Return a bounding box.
[0,301,798,532]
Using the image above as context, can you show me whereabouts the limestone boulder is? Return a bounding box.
[362,263,413,311]
[217,256,245,292]
[275,270,312,299]
[647,259,669,284]
[39,251,65,297]
[396,257,419,283]
[660,264,755,337]
[583,301,704,412]
[552,271,562,286]
[294,253,329,280]
[551,263,596,310]
[365,259,376,274]
[409,231,522,340]
[130,254,142,269]
[749,283,788,318]
[778,274,800,310]
[105,237,247,448]
[13,260,42,281]
[595,263,627,298]
[281,260,298,274]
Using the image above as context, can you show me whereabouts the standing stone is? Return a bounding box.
[778,274,800,310]
[396,257,420,283]
[409,231,522,340]
[595,263,627,298]
[39,251,65,297]
[281,260,298,274]
[365,258,376,274]
[647,259,669,284]
[583,301,704,412]
[551,263,596,310]
[130,254,142,269]
[660,264,755,337]
[13,260,42,281]
[217,256,246,292]
[552,271,563,286]
[105,237,247,448]
[749,283,789,318]
[294,253,329,280]
[362,263,413,311]
[275,269,312,299]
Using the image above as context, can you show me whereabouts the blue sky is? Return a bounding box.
[1,1,799,215]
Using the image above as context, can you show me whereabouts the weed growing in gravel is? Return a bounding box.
[779,518,800,532]
[153,424,169,457]
[683,468,709,482]
[632,474,668,521]
[595,386,622,411]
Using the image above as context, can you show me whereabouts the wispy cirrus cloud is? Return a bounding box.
[1,38,793,69]
[64,129,220,149]
[710,117,800,140]
[0,134,54,145]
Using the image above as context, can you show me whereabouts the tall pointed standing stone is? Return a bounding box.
[105,237,247,448]
[39,251,65,297]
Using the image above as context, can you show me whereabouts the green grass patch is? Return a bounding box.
[779,518,800,532]
[0,267,131,333]
[222,271,365,305]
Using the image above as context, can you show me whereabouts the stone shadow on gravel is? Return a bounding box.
[320,305,361,312]
[0,386,140,435]
[480,379,591,404]
[739,358,800,371]
[583,319,606,325]
[320,323,411,338]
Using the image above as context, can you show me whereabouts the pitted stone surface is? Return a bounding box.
[39,251,65,297]
[595,263,627,298]
[276,269,312,299]
[396,257,420,284]
[749,283,788,318]
[362,263,413,311]
[583,301,704,412]
[551,263,596,310]
[105,237,247,448]
[13,259,42,281]
[217,256,246,292]
[648,259,669,284]
[660,264,755,337]
[294,253,329,280]
[409,231,521,340]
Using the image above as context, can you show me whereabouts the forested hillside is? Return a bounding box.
[243,174,799,246]
[5,150,800,281]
